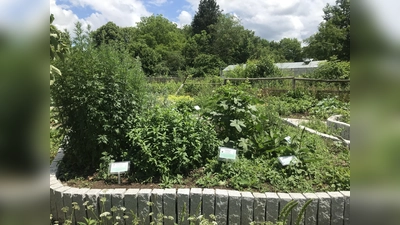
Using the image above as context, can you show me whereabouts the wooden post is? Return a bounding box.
[292,78,296,91]
[224,79,227,85]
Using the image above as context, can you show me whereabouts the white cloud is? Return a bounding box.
[51,0,151,36]
[184,0,336,42]
[148,0,168,6]
[177,10,192,28]
[50,0,83,33]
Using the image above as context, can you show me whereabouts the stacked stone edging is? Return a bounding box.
[327,115,350,140]
[282,117,350,148]
[50,150,350,225]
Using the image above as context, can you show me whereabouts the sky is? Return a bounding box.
[50,0,340,43]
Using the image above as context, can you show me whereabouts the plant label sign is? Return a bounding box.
[278,156,299,166]
[218,147,237,161]
[109,161,130,174]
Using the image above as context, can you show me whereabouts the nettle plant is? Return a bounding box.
[127,104,221,182]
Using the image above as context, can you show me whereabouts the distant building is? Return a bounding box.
[222,59,326,77]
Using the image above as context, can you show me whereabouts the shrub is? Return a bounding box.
[52,41,147,177]
[204,82,262,147]
[312,57,350,80]
[127,104,221,180]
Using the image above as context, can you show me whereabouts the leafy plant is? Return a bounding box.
[309,96,350,120]
[204,82,262,148]
[127,104,221,182]
[52,22,147,179]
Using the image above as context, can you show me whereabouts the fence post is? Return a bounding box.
[224,79,227,85]
[292,78,296,91]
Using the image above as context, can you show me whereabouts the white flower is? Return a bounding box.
[100,212,111,217]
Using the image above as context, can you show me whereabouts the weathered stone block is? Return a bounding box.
[228,190,241,225]
[265,192,279,223]
[53,186,70,223]
[99,189,113,214]
[241,192,254,225]
[202,189,215,221]
[190,188,202,219]
[63,187,80,224]
[316,192,331,225]
[328,192,345,225]
[277,193,292,225]
[151,189,164,224]
[215,189,228,225]
[124,189,139,225]
[178,189,190,225]
[289,193,306,225]
[138,189,152,225]
[340,191,350,225]
[112,188,126,224]
[72,188,90,223]
[163,188,177,225]
[85,189,101,219]
[303,193,319,225]
[253,192,267,223]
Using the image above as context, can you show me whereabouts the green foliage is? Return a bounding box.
[310,58,350,89]
[191,0,222,36]
[192,53,224,77]
[50,14,69,85]
[52,24,147,178]
[91,21,123,47]
[303,0,350,61]
[50,128,62,164]
[266,91,317,116]
[309,96,350,120]
[279,38,303,62]
[252,56,283,77]
[204,82,261,146]
[127,104,221,181]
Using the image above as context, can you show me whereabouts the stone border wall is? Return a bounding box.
[326,115,350,140]
[50,150,350,225]
[282,118,350,148]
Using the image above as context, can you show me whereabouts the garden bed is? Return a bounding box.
[51,149,350,225]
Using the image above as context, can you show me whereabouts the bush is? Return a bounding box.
[312,57,350,80]
[127,104,221,180]
[204,82,262,147]
[52,43,147,177]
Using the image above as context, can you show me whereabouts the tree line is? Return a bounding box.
[51,0,350,77]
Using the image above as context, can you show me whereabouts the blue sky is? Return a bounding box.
[51,0,337,42]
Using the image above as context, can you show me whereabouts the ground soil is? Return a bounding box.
[63,175,255,192]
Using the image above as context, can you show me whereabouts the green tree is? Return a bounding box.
[279,38,303,62]
[135,15,186,76]
[91,22,123,47]
[191,0,222,35]
[209,14,260,65]
[303,0,350,61]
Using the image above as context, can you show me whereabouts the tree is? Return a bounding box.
[279,38,303,62]
[303,0,350,61]
[91,22,123,47]
[209,14,260,65]
[191,0,222,35]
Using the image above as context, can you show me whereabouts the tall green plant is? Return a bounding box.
[127,104,221,181]
[205,82,261,147]
[51,23,147,178]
